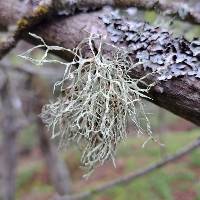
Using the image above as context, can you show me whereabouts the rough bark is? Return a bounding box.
[0,0,200,26]
[0,1,199,126]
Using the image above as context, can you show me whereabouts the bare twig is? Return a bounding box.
[56,136,200,200]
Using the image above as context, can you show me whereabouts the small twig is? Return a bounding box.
[56,136,200,200]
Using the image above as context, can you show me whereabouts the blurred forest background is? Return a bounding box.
[0,0,200,200]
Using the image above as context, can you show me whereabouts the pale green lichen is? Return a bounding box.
[20,33,159,177]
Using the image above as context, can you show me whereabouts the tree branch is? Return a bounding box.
[3,61,196,199]
[0,2,199,126]
[1,1,200,29]
[55,136,200,200]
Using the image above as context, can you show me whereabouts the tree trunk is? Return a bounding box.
[0,73,21,200]
[0,129,17,200]
[37,118,72,195]
[29,74,72,195]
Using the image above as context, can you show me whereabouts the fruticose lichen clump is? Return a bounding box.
[20,33,156,176]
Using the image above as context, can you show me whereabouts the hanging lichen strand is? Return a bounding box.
[20,33,156,176]
[100,10,200,80]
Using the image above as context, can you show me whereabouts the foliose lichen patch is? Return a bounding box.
[100,10,200,80]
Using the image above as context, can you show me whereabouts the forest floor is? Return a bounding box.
[16,112,200,200]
